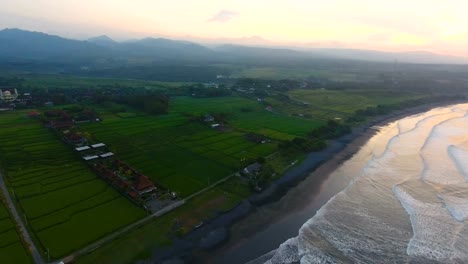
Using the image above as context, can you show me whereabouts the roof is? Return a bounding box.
[133,175,156,192]
[75,146,90,152]
[100,152,114,158]
[83,155,99,161]
[28,110,39,116]
[244,163,262,173]
[91,143,106,148]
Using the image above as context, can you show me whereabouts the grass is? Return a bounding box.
[0,110,145,260]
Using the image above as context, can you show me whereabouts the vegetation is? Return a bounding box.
[0,191,31,264]
[0,110,145,260]
[0,62,465,264]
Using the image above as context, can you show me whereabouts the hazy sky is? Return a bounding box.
[2,0,468,55]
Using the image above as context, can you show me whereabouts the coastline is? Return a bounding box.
[149,100,465,264]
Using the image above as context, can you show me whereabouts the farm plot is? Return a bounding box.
[83,111,277,197]
[83,96,323,196]
[283,89,426,120]
[0,111,145,260]
[0,196,31,264]
[171,96,324,139]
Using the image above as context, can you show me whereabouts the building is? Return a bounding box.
[0,89,19,102]
[243,163,262,175]
[204,114,215,122]
[132,175,157,196]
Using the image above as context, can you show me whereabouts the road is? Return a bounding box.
[0,172,44,264]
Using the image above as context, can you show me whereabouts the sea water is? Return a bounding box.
[251,104,468,264]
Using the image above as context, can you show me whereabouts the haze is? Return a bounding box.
[2,0,468,56]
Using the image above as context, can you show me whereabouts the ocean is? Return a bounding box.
[249,104,468,263]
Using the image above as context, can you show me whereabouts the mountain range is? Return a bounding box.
[1,28,467,66]
[1,28,468,82]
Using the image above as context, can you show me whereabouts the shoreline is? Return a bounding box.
[149,100,465,264]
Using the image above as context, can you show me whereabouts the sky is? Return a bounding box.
[2,0,468,56]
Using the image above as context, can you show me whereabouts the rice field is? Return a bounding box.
[0,111,145,260]
[83,115,276,196]
[267,89,428,121]
[171,96,324,139]
[0,196,31,264]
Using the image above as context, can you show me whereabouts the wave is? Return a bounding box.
[448,145,468,182]
[393,182,467,261]
[252,104,468,264]
[419,114,467,184]
[438,194,468,221]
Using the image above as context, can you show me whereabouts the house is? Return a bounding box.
[48,120,74,130]
[91,143,106,148]
[243,163,262,175]
[64,132,86,145]
[27,110,40,118]
[100,152,114,158]
[132,175,157,196]
[75,146,90,152]
[83,155,99,161]
[0,89,18,102]
[204,114,215,122]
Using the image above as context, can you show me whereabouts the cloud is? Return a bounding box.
[207,10,239,23]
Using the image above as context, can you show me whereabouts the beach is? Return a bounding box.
[151,100,464,264]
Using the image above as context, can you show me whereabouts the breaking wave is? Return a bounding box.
[254,104,468,264]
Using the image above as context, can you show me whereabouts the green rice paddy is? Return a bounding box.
[0,196,31,264]
[0,111,145,260]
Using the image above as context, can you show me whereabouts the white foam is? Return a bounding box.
[263,238,300,264]
[448,145,468,182]
[439,194,468,221]
[393,184,467,261]
[419,113,467,184]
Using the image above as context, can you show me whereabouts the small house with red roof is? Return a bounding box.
[27,110,40,118]
[132,175,157,196]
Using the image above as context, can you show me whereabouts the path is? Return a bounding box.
[0,172,44,264]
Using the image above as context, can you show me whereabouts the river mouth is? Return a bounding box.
[196,103,468,264]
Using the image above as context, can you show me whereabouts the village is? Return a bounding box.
[37,106,181,213]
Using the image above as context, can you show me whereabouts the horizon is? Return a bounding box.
[1,27,466,60]
[2,0,468,56]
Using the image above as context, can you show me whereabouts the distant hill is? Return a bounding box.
[87,35,118,47]
[0,28,108,64]
[1,28,468,78]
[119,38,216,60]
[214,44,311,63]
